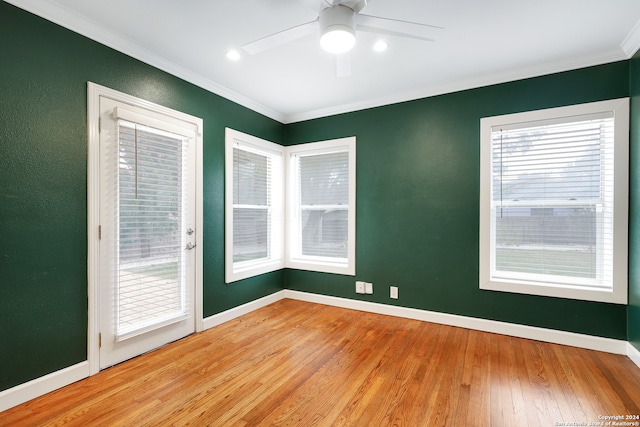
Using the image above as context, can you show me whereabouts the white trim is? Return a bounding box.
[87,82,204,373]
[194,111,205,334]
[628,342,640,369]
[621,18,640,57]
[87,82,101,375]
[0,362,89,412]
[202,291,286,330]
[285,49,628,123]
[4,0,634,125]
[2,290,635,411]
[4,0,285,123]
[283,290,629,355]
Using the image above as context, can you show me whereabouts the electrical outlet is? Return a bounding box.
[356,281,365,294]
[365,282,373,294]
[390,286,398,299]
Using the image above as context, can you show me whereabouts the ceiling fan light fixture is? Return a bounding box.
[319,5,356,54]
[320,28,355,53]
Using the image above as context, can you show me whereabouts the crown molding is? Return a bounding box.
[6,0,638,125]
[284,48,628,123]
[621,17,640,57]
[4,0,286,123]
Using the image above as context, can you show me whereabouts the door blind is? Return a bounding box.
[116,120,189,340]
[491,113,614,287]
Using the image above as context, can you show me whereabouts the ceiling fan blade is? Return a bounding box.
[356,14,443,41]
[242,20,317,55]
[335,53,351,78]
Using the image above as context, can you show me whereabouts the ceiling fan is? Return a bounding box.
[240,0,443,77]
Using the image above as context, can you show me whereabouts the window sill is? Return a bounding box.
[480,278,627,304]
[226,259,284,283]
[286,258,355,276]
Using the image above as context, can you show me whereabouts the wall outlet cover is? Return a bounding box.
[365,282,373,294]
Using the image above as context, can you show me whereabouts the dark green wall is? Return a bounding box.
[629,51,640,353]
[285,62,630,340]
[1,0,637,397]
[0,2,283,392]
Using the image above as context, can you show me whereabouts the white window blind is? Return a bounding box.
[225,129,284,283]
[491,114,613,287]
[295,150,350,259]
[287,137,355,275]
[232,144,283,265]
[116,120,189,340]
[480,98,629,304]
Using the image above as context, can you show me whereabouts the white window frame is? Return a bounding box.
[225,128,285,283]
[479,98,629,304]
[225,132,356,281]
[286,137,356,276]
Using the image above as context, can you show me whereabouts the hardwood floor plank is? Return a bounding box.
[504,336,529,427]
[2,299,640,427]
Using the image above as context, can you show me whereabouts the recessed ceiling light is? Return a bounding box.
[226,50,241,61]
[373,40,388,52]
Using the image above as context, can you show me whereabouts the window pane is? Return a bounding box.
[233,208,269,262]
[301,208,348,258]
[495,205,597,278]
[297,150,350,260]
[300,152,349,206]
[493,121,605,202]
[491,116,613,286]
[233,148,268,206]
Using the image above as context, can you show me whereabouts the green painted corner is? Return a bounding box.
[0,2,283,392]
[628,50,640,353]
[284,62,630,340]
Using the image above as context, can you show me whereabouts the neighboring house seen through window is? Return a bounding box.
[479,98,629,304]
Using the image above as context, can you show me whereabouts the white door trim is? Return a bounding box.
[87,82,203,375]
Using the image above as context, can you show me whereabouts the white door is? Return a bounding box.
[98,95,197,369]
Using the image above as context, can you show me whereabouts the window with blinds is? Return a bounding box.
[479,98,629,304]
[288,137,356,275]
[296,151,349,258]
[225,130,355,280]
[225,129,284,283]
[116,120,190,340]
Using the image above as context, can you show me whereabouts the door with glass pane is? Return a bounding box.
[99,96,196,369]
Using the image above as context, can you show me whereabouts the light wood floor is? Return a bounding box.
[3,299,640,426]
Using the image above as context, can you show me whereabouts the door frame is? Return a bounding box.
[87,82,204,375]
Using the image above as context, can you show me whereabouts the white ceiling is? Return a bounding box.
[8,0,640,123]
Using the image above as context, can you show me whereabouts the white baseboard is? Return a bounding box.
[202,290,286,330]
[0,361,89,413]
[2,290,636,413]
[628,342,640,369]
[284,290,629,355]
